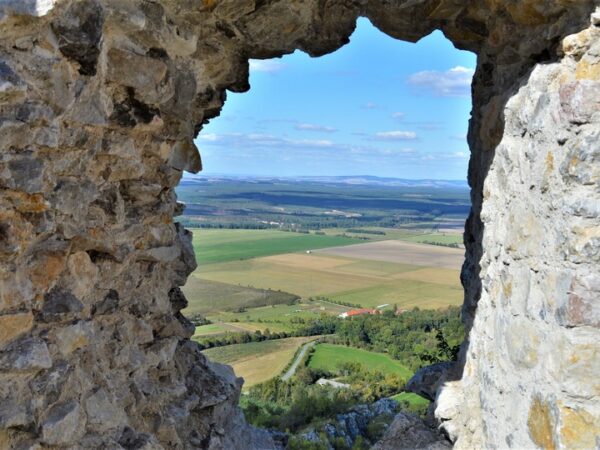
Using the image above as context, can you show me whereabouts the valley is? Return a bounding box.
[177,176,468,444]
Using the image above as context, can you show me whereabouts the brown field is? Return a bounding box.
[203,337,314,388]
[314,240,464,270]
[196,250,462,311]
[392,267,462,285]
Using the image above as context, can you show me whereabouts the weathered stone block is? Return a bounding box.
[0,337,51,372]
[41,400,85,446]
[0,312,33,348]
[557,274,600,328]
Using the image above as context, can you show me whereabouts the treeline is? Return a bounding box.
[309,296,362,309]
[242,377,361,433]
[421,240,462,249]
[346,229,386,235]
[332,307,464,372]
[178,215,429,231]
[242,363,402,433]
[194,316,338,350]
[198,307,463,373]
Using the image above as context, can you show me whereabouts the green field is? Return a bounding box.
[183,278,299,316]
[202,337,314,387]
[328,278,463,309]
[194,252,462,312]
[321,227,464,247]
[194,321,291,337]
[390,392,430,413]
[190,229,359,264]
[205,300,348,326]
[308,344,412,379]
[390,392,430,406]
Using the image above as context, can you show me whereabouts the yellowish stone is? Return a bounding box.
[560,407,600,449]
[528,396,557,450]
[0,312,34,346]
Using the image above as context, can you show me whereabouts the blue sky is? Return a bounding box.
[194,18,476,180]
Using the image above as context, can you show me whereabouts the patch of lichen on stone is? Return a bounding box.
[576,59,600,80]
[203,0,217,10]
[546,152,554,172]
[560,406,600,449]
[528,396,557,450]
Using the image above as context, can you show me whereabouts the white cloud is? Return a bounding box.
[392,112,405,120]
[198,133,219,141]
[293,139,335,148]
[249,59,286,73]
[407,66,474,97]
[421,151,469,161]
[450,134,467,141]
[295,123,338,133]
[196,132,334,150]
[362,102,382,110]
[373,131,418,141]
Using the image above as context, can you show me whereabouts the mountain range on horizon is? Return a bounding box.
[181,173,469,189]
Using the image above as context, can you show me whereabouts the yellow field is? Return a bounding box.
[315,240,464,270]
[203,337,313,388]
[196,251,462,310]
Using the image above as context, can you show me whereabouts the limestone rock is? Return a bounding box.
[371,412,452,450]
[406,361,455,402]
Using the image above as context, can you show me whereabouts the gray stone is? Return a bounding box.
[406,362,455,402]
[38,288,84,323]
[371,412,451,450]
[85,388,127,432]
[0,400,32,428]
[41,400,85,446]
[0,337,51,372]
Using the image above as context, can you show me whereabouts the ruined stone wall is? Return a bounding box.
[0,1,598,448]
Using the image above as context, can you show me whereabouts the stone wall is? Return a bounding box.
[0,1,598,448]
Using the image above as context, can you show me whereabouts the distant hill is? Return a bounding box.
[180,174,469,189]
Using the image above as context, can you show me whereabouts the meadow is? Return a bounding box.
[193,251,463,313]
[202,337,315,387]
[390,392,430,413]
[190,229,358,264]
[183,278,299,316]
[307,343,412,379]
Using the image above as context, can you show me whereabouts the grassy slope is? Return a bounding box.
[190,229,359,264]
[183,278,298,316]
[308,343,412,379]
[390,392,430,407]
[206,301,347,325]
[193,321,291,337]
[202,337,313,387]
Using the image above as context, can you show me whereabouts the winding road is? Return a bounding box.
[281,340,318,381]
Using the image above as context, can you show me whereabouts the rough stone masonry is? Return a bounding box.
[0,0,598,448]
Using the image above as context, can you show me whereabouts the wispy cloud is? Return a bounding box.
[198,132,334,149]
[450,134,467,142]
[249,59,286,73]
[421,151,469,161]
[392,112,405,120]
[413,121,443,131]
[373,131,418,141]
[361,102,383,110]
[407,66,474,97]
[197,133,467,168]
[295,123,338,133]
